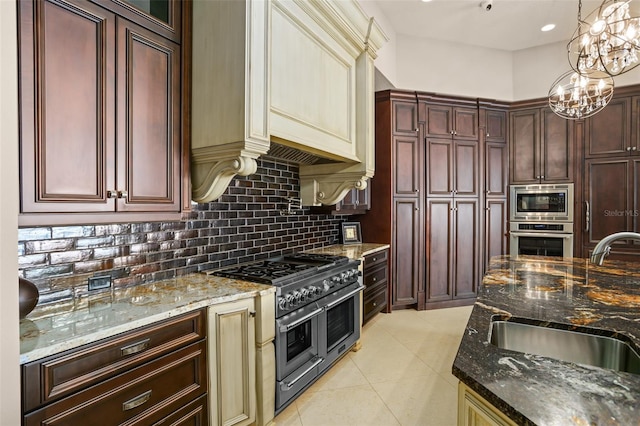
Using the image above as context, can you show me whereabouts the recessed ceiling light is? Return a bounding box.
[541,24,556,32]
[420,0,433,2]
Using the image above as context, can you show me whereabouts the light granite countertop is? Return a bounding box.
[305,243,390,260]
[19,273,275,365]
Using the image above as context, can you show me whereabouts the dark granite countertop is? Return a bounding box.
[453,255,640,426]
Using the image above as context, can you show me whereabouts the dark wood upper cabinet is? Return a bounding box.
[425,104,478,140]
[509,107,573,184]
[18,0,189,225]
[19,0,117,214]
[393,100,419,134]
[116,17,181,212]
[585,97,632,158]
[484,109,507,143]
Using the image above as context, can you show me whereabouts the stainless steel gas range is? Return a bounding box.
[214,253,364,413]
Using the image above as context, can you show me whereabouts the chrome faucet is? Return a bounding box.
[590,232,640,265]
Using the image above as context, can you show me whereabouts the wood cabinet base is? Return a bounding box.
[458,382,516,426]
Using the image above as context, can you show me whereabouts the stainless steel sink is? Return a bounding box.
[489,319,640,374]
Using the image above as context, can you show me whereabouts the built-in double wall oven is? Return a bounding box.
[509,183,574,258]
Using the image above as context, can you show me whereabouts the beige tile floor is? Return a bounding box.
[274,305,473,426]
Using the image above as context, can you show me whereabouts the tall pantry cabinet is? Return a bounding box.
[419,94,481,306]
[360,91,425,310]
[360,90,508,310]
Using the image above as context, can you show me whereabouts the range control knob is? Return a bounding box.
[278,297,287,310]
[292,290,302,304]
[300,288,309,300]
[285,293,295,306]
[322,279,331,292]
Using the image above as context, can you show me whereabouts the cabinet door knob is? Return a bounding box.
[373,302,377,307]
[372,257,377,262]
[486,133,490,137]
[450,130,454,135]
[415,207,419,211]
[627,147,632,151]
[540,176,544,179]
[373,277,377,282]
[486,190,491,194]
[415,189,420,193]
[107,190,118,199]
[633,147,638,151]
[118,190,128,198]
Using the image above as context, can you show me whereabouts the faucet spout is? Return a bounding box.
[590,232,640,265]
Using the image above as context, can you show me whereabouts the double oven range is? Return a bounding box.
[214,253,363,413]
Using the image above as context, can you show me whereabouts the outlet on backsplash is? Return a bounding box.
[88,275,112,291]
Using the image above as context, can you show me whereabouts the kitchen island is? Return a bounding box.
[453,255,640,425]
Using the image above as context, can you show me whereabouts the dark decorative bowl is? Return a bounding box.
[19,277,39,319]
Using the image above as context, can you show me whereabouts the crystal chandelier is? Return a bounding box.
[549,0,616,120]
[548,69,614,119]
[568,0,640,76]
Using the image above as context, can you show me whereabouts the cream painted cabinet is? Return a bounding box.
[458,382,517,426]
[208,293,276,426]
[208,298,257,426]
[191,0,387,206]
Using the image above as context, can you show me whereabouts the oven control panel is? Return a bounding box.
[276,266,360,314]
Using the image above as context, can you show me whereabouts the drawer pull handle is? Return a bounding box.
[122,390,152,411]
[372,257,377,262]
[120,338,150,357]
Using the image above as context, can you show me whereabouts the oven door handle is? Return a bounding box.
[510,231,572,239]
[279,307,324,333]
[281,356,324,390]
[324,284,365,310]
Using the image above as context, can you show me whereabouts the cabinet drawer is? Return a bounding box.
[24,340,207,426]
[22,309,206,412]
[364,264,388,290]
[363,286,387,325]
[363,249,388,269]
[154,394,208,426]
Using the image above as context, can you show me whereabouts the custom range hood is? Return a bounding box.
[191,0,387,206]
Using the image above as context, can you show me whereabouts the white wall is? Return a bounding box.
[395,35,514,100]
[0,1,21,424]
[386,32,640,102]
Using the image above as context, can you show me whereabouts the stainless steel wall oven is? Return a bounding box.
[214,253,363,414]
[509,184,574,258]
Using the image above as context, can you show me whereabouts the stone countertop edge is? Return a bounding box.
[306,243,390,259]
[452,255,640,426]
[19,273,275,365]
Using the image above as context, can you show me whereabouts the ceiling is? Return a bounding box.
[369,0,604,51]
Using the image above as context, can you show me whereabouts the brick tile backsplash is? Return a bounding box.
[18,157,348,305]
